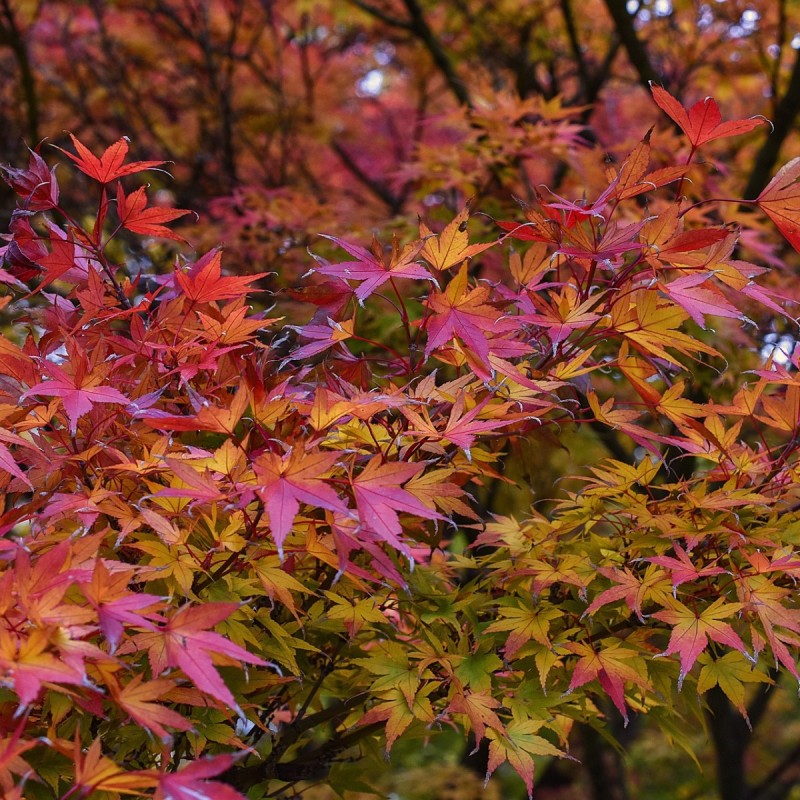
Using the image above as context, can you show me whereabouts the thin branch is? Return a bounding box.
[346,0,412,30]
[743,46,800,200]
[0,0,39,144]
[331,139,404,214]
[560,0,592,101]
[602,0,660,89]
[747,741,800,800]
[402,0,472,108]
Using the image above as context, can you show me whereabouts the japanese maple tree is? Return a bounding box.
[0,75,800,800]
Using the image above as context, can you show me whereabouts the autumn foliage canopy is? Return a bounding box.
[3,2,800,799]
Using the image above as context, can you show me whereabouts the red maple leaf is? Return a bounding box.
[563,641,650,725]
[422,263,511,367]
[582,566,667,622]
[650,85,766,147]
[352,457,444,555]
[314,234,431,302]
[519,287,600,349]
[56,135,165,183]
[137,602,271,712]
[400,392,522,458]
[652,227,732,261]
[175,249,266,303]
[0,432,32,488]
[0,715,37,788]
[79,561,163,653]
[557,220,645,263]
[116,184,192,241]
[646,544,726,592]
[155,754,247,800]
[0,627,85,706]
[36,236,77,291]
[110,675,193,742]
[653,598,749,688]
[251,449,349,558]
[756,157,800,253]
[287,317,356,361]
[658,272,742,328]
[1,147,60,210]
[21,356,129,435]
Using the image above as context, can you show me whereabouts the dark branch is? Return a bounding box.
[743,48,800,200]
[402,0,472,108]
[0,0,39,144]
[331,139,404,214]
[602,0,660,89]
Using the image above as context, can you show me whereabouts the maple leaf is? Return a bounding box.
[155,754,247,800]
[754,385,800,433]
[21,357,128,436]
[116,184,192,241]
[647,544,726,594]
[484,601,561,659]
[34,236,79,292]
[79,561,163,652]
[611,288,719,367]
[558,220,645,263]
[323,590,389,637]
[353,642,420,707]
[351,456,444,555]
[0,716,37,789]
[419,205,495,271]
[653,598,749,689]
[251,449,348,558]
[650,85,766,147]
[520,286,600,350]
[612,130,689,200]
[142,382,251,434]
[358,686,436,751]
[485,718,566,800]
[400,393,521,458]
[175,249,266,303]
[583,565,670,622]
[587,392,676,455]
[73,737,157,795]
[255,561,313,621]
[496,204,562,244]
[137,602,271,712]
[658,273,742,328]
[56,134,165,183]
[647,226,732,264]
[314,233,431,301]
[149,458,228,509]
[287,317,356,361]
[611,131,652,197]
[423,263,511,368]
[111,675,193,741]
[447,690,504,743]
[756,157,800,253]
[714,258,790,316]
[0,627,86,706]
[563,641,650,724]
[196,301,277,346]
[304,384,408,431]
[404,467,477,519]
[0,440,31,489]
[696,652,772,727]
[1,147,59,210]
[737,576,800,680]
